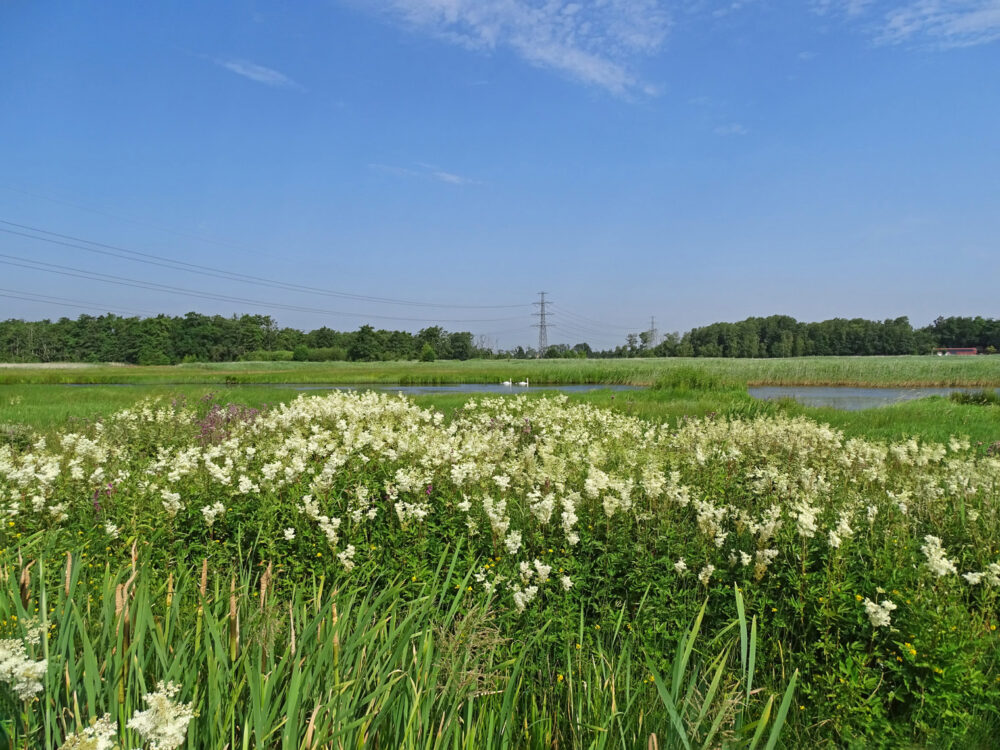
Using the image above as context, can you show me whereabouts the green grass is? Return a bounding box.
[3,380,999,447]
[0,384,304,431]
[2,355,1000,387]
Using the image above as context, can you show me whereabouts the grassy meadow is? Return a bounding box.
[2,354,1000,387]
[1,359,999,748]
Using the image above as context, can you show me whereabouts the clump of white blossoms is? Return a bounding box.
[511,585,538,612]
[504,530,522,555]
[697,564,716,586]
[794,500,819,539]
[283,527,295,541]
[126,680,195,750]
[921,535,957,578]
[0,638,47,700]
[160,490,182,518]
[200,501,225,528]
[560,575,573,591]
[58,713,117,750]
[827,511,853,549]
[337,544,356,570]
[674,558,688,575]
[863,598,897,629]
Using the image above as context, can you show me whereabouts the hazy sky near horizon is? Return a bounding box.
[1,0,998,350]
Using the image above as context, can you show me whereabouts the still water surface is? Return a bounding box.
[748,386,999,411]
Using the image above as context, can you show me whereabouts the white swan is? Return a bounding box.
[517,378,529,387]
[501,379,513,386]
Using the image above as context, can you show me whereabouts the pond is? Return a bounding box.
[748,386,999,411]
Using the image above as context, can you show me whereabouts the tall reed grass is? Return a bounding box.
[0,549,794,749]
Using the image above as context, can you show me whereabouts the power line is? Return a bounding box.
[1,184,262,254]
[0,289,157,317]
[532,292,551,356]
[0,219,530,310]
[549,304,634,332]
[0,254,530,324]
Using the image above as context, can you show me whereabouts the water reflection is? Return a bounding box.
[749,386,999,411]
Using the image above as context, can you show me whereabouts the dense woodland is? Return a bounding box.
[0,312,997,363]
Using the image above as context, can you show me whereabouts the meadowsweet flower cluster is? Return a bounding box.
[2,392,1000,618]
[863,598,897,628]
[58,714,117,750]
[126,680,195,750]
[921,535,958,578]
[0,638,47,700]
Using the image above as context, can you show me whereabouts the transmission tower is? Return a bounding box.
[648,316,658,348]
[532,291,551,357]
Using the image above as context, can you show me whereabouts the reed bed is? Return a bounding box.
[0,547,791,749]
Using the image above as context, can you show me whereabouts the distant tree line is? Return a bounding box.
[589,315,1000,359]
[0,313,484,364]
[1,312,997,363]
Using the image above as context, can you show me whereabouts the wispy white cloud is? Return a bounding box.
[712,0,759,19]
[813,1,1000,48]
[356,0,670,95]
[714,122,748,136]
[430,170,474,185]
[214,58,305,90]
[812,0,876,17]
[879,1,1000,47]
[369,162,479,185]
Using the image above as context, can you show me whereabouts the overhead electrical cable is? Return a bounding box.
[2,184,261,253]
[0,289,157,317]
[0,219,530,310]
[550,304,635,332]
[0,254,530,324]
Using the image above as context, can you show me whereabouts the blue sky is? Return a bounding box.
[1,0,998,350]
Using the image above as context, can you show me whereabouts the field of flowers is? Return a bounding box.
[1,390,998,747]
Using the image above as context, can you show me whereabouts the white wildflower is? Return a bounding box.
[560,575,573,591]
[104,521,120,539]
[920,535,957,577]
[126,680,195,750]
[161,490,182,518]
[237,474,259,494]
[794,501,818,539]
[0,638,47,700]
[200,502,225,528]
[697,564,715,586]
[533,559,551,583]
[283,527,296,541]
[674,558,687,575]
[504,530,522,555]
[58,713,117,750]
[512,585,539,612]
[986,563,1000,587]
[862,597,897,629]
[338,544,356,571]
